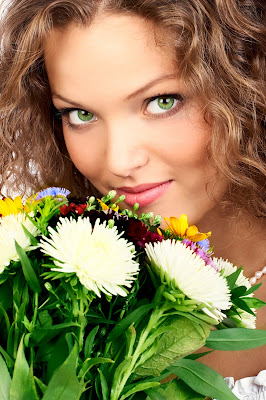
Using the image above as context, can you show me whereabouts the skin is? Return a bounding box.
[44,14,266,380]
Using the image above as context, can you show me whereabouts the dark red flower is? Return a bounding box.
[119,218,163,248]
[59,203,76,216]
[59,202,87,216]
[75,204,87,215]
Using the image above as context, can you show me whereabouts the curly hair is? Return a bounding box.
[0,0,265,217]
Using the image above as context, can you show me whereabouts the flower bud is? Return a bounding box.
[44,282,53,292]
[133,203,139,212]
[108,219,115,229]
[88,196,95,205]
[107,190,116,200]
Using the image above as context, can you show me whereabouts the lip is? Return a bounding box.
[116,180,172,208]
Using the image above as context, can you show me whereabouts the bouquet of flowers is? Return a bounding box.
[0,187,265,400]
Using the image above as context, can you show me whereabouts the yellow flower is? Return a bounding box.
[0,195,39,217]
[0,197,27,217]
[164,214,211,242]
[98,199,119,212]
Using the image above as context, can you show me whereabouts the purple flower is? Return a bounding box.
[182,239,218,271]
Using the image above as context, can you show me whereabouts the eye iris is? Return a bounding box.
[158,97,174,110]
[78,110,94,122]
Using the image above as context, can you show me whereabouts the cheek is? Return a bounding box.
[153,115,211,169]
[63,129,104,180]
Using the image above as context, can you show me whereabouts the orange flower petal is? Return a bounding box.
[98,199,109,211]
[189,231,212,242]
[186,225,198,237]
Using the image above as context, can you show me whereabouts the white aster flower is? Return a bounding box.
[213,257,256,328]
[231,309,256,329]
[0,213,39,272]
[39,217,139,297]
[213,257,251,289]
[145,240,231,319]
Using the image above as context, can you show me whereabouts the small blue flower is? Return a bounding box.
[36,187,70,200]
[197,238,210,252]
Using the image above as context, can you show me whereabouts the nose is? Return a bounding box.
[105,120,149,178]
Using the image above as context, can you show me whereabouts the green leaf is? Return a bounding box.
[245,283,262,295]
[42,345,85,400]
[22,367,39,400]
[146,378,205,400]
[98,368,109,400]
[145,389,167,400]
[79,357,114,378]
[21,225,39,246]
[231,286,247,298]
[38,310,53,328]
[15,241,41,293]
[0,353,11,400]
[167,359,238,400]
[120,382,160,400]
[9,337,38,400]
[34,377,47,394]
[232,299,256,316]
[240,297,266,309]
[47,335,70,381]
[9,337,29,399]
[134,316,210,379]
[107,304,153,342]
[225,267,243,290]
[205,328,266,350]
[29,322,80,346]
[84,325,99,359]
[0,280,13,311]
[0,344,14,370]
[184,350,214,360]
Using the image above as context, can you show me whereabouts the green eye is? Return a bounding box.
[146,96,179,115]
[68,109,97,125]
[78,110,94,122]
[157,97,175,110]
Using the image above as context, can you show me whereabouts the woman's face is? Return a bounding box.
[45,14,227,224]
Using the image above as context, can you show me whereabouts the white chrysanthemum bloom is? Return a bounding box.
[213,257,251,289]
[0,213,39,272]
[145,240,231,320]
[39,217,139,297]
[213,258,256,328]
[232,310,256,329]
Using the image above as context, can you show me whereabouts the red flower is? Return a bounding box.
[122,219,163,248]
[75,204,87,215]
[59,202,87,216]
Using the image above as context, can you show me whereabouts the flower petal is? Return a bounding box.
[40,216,139,297]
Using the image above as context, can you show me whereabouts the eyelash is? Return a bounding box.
[53,93,184,130]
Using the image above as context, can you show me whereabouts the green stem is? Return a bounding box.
[78,299,85,351]
[32,292,39,328]
[30,292,39,366]
[110,303,167,400]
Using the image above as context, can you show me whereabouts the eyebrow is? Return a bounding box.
[125,73,178,100]
[52,73,179,107]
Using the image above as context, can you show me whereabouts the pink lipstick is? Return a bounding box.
[117,180,172,208]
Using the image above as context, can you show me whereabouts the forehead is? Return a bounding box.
[44,14,179,103]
